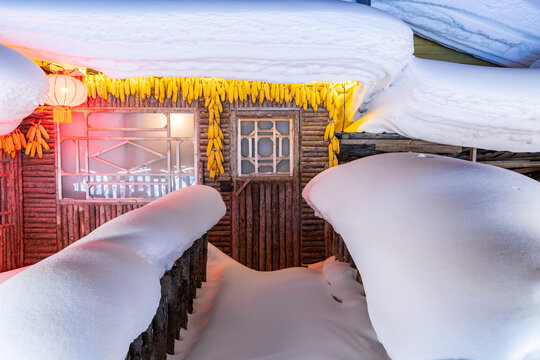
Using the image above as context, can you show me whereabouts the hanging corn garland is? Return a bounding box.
[0,122,51,159]
[0,129,26,158]
[83,75,361,177]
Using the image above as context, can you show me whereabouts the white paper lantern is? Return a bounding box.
[45,75,88,123]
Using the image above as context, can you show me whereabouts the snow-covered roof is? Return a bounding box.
[371,0,540,68]
[350,57,540,152]
[0,45,48,134]
[0,0,412,94]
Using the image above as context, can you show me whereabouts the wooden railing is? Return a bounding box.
[125,235,208,360]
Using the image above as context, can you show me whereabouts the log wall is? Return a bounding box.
[0,155,24,271]
[20,111,58,266]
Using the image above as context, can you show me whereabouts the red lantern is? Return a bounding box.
[45,75,88,123]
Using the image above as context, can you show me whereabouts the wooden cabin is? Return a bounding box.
[1,37,538,274]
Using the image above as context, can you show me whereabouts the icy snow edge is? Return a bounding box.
[351,57,540,152]
[0,45,48,135]
[0,0,413,96]
[371,0,540,67]
[0,185,225,360]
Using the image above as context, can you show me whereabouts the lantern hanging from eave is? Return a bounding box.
[44,74,88,123]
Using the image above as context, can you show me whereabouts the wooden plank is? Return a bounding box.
[245,183,253,269]
[278,182,286,269]
[265,183,272,271]
[259,183,266,271]
[252,183,260,270]
[238,182,246,266]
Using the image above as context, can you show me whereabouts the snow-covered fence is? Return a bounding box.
[0,185,226,360]
[126,235,208,360]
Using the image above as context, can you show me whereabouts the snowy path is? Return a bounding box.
[169,245,389,360]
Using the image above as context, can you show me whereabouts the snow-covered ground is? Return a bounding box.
[0,44,48,135]
[372,0,540,68]
[304,153,540,360]
[0,185,225,360]
[349,57,540,152]
[170,244,389,360]
[0,0,412,95]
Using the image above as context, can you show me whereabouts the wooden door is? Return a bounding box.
[231,110,300,271]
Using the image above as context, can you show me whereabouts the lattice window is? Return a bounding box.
[58,111,198,200]
[238,118,293,176]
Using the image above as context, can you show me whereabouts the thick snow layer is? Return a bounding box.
[350,57,540,152]
[0,267,26,285]
[303,153,540,360]
[0,0,412,95]
[372,0,540,67]
[0,45,48,135]
[0,241,161,360]
[170,244,389,360]
[77,185,226,277]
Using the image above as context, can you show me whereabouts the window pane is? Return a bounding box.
[276,121,289,135]
[88,112,166,129]
[241,121,254,135]
[62,175,86,199]
[258,165,273,173]
[61,140,77,173]
[241,138,250,157]
[277,159,290,173]
[282,138,290,157]
[60,112,85,137]
[180,141,195,173]
[241,160,255,174]
[258,138,273,157]
[170,113,194,138]
[258,121,273,130]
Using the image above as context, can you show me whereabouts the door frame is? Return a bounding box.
[230,109,302,269]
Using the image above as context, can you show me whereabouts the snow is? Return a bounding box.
[0,267,26,285]
[0,185,225,360]
[0,0,412,97]
[303,153,540,360]
[372,0,540,67]
[0,241,161,360]
[349,57,540,152]
[0,44,48,135]
[170,244,389,360]
[77,185,226,277]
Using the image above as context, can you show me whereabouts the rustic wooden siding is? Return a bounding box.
[0,155,24,271]
[19,111,58,266]
[299,109,330,264]
[414,35,499,67]
[199,101,233,257]
[57,202,146,249]
[232,180,300,271]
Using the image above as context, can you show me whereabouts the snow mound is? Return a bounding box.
[0,0,412,95]
[0,267,26,285]
[303,153,540,360]
[77,185,226,277]
[172,244,389,360]
[350,57,540,152]
[0,241,161,360]
[372,0,540,67]
[0,45,48,135]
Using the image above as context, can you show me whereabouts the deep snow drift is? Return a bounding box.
[77,185,226,277]
[0,242,161,360]
[0,45,48,135]
[350,57,540,152]
[372,0,540,67]
[171,244,389,360]
[0,185,225,360]
[303,153,540,360]
[0,0,412,95]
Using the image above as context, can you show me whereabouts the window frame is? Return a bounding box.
[237,117,294,177]
[56,108,199,202]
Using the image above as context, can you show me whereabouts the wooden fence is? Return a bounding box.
[126,235,208,360]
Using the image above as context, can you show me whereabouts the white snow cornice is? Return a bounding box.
[0,0,413,95]
[372,0,540,68]
[352,57,540,153]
